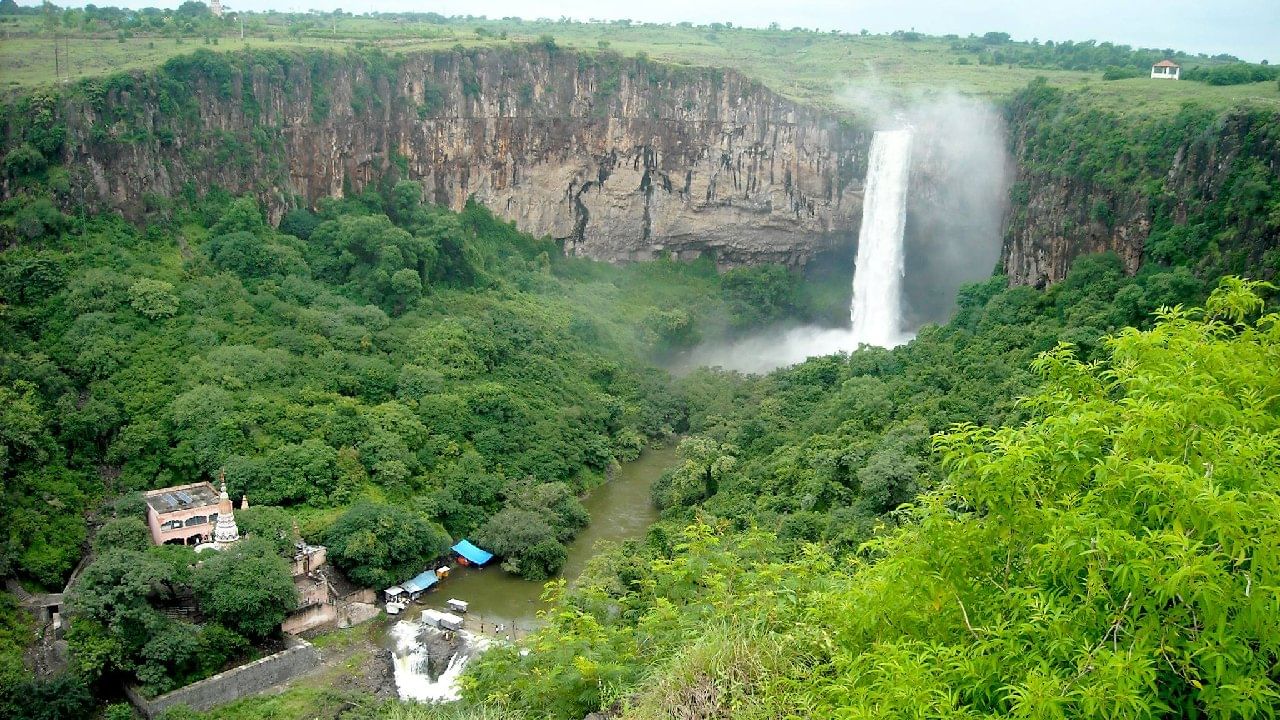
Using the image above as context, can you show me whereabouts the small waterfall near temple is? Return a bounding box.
[850,128,913,348]
[389,617,490,702]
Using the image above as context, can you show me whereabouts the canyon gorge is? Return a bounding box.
[2,45,1276,287]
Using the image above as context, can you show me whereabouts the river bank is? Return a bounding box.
[382,444,679,700]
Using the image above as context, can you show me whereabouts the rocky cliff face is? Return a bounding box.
[1000,91,1280,287]
[1001,154,1149,288]
[8,47,873,267]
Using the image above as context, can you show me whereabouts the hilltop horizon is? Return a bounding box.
[12,0,1277,61]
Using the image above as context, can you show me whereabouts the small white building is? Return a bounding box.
[1151,60,1181,80]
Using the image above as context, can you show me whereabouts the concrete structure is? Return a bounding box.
[281,601,336,635]
[280,537,357,634]
[1151,60,1181,80]
[144,474,244,549]
[290,543,326,576]
[206,481,241,549]
[125,636,319,718]
[143,482,225,546]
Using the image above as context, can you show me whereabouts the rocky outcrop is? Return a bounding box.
[1001,159,1149,288]
[6,46,873,267]
[1000,90,1280,287]
[16,47,1268,288]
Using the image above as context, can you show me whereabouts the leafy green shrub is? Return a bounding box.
[235,505,296,557]
[468,279,1280,718]
[278,207,320,240]
[719,264,804,330]
[128,278,179,319]
[2,143,46,177]
[324,502,451,588]
[93,517,150,553]
[192,538,297,639]
[475,508,565,580]
[1183,62,1279,85]
[1101,65,1143,80]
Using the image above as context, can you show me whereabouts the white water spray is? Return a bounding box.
[671,126,923,374]
[389,617,490,702]
[850,129,913,348]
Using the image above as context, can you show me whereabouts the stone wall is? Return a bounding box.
[126,636,320,718]
[282,602,337,635]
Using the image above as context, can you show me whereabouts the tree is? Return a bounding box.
[127,278,178,319]
[174,0,211,20]
[0,673,94,720]
[235,505,296,557]
[3,143,46,178]
[204,230,307,279]
[507,481,588,541]
[93,517,150,553]
[208,197,266,236]
[475,508,564,580]
[0,381,49,478]
[69,549,181,628]
[64,548,186,682]
[191,538,296,639]
[307,214,437,311]
[652,436,736,508]
[324,502,451,588]
[278,207,321,240]
[719,264,803,329]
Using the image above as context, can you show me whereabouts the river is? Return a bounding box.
[384,444,678,700]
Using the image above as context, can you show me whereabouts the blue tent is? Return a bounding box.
[401,569,438,594]
[452,539,494,566]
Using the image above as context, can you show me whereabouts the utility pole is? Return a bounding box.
[241,16,245,41]
[53,34,60,81]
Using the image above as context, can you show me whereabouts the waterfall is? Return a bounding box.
[850,129,913,348]
[389,617,491,702]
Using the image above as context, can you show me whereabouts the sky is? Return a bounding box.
[23,0,1280,62]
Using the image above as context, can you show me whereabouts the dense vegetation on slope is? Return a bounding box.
[0,171,837,704]
[1,186,656,587]
[461,278,1280,719]
[0,12,1276,717]
[1000,77,1280,285]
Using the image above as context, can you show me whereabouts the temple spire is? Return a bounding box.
[212,468,240,547]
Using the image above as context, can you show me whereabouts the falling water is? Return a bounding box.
[850,129,913,348]
[389,617,490,702]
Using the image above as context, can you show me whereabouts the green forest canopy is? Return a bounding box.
[0,20,1277,715]
[463,278,1280,719]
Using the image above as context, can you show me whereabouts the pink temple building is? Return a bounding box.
[143,478,243,549]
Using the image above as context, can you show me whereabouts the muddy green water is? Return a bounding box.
[413,445,678,631]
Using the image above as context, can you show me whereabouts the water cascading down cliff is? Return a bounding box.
[677,126,917,373]
[850,129,913,348]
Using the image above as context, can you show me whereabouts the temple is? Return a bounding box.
[143,473,243,550]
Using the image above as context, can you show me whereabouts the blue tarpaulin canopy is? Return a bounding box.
[452,539,494,566]
[401,569,438,594]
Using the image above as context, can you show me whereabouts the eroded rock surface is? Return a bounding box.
[24,46,872,267]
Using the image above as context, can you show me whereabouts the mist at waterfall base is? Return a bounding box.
[679,93,1008,375]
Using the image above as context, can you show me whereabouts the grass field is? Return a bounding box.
[1,13,1276,114]
[1068,76,1280,116]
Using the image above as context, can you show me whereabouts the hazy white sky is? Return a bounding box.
[29,0,1280,61]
